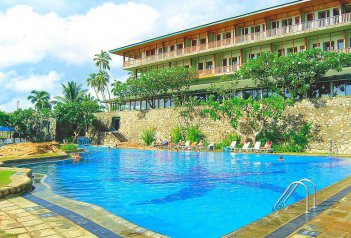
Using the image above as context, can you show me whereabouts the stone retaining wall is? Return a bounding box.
[93,96,351,154]
[0,167,32,198]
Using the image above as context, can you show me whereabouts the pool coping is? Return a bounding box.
[0,167,32,198]
[30,172,168,238]
[223,175,351,237]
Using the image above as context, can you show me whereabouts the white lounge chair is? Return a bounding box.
[0,140,4,147]
[251,142,261,152]
[4,138,13,144]
[208,142,215,151]
[238,142,251,152]
[182,141,191,150]
[20,138,27,143]
[229,141,237,151]
[15,138,21,143]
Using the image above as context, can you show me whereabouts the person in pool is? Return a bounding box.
[72,153,82,162]
[278,156,284,161]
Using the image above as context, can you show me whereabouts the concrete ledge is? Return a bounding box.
[0,167,32,199]
[0,154,69,167]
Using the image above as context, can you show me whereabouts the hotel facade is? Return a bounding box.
[109,0,351,111]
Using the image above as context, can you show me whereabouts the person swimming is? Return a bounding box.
[72,153,82,162]
[278,156,284,161]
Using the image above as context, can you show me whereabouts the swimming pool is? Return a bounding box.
[23,147,351,237]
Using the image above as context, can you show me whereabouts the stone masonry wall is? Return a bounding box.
[93,97,351,154]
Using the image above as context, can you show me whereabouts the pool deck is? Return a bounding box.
[224,175,351,238]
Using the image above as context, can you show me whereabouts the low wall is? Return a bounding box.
[0,167,32,198]
[93,96,351,154]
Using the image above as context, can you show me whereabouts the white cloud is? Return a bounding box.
[0,2,159,68]
[0,70,62,112]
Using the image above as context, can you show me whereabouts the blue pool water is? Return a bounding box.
[23,147,351,237]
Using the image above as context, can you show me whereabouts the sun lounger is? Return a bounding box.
[229,141,237,151]
[182,141,191,150]
[251,142,261,152]
[0,140,4,147]
[259,141,273,153]
[20,138,27,143]
[15,138,21,143]
[4,138,13,144]
[237,142,251,152]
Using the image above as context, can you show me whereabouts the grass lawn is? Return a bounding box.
[0,152,64,163]
[0,170,15,187]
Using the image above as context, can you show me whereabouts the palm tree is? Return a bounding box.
[86,73,100,100]
[27,90,51,111]
[54,81,87,103]
[94,50,111,71]
[94,50,112,100]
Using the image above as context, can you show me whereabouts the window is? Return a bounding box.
[300,46,305,52]
[141,100,147,110]
[198,62,204,70]
[318,10,330,19]
[254,25,260,33]
[287,47,297,54]
[206,61,213,69]
[135,100,140,110]
[256,53,261,58]
[216,34,221,41]
[146,50,150,56]
[346,4,351,13]
[346,81,351,95]
[159,98,164,108]
[170,45,175,51]
[243,90,260,100]
[191,39,197,46]
[222,58,227,67]
[241,27,249,35]
[313,43,321,48]
[248,53,255,59]
[225,32,231,39]
[295,16,300,24]
[307,13,314,21]
[308,82,331,98]
[200,38,206,44]
[164,98,171,108]
[333,8,340,16]
[323,41,334,51]
[177,43,183,49]
[277,49,285,56]
[272,21,279,29]
[232,57,239,65]
[333,81,346,96]
[337,39,344,50]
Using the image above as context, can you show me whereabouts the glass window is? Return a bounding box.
[243,90,260,100]
[141,100,146,110]
[216,34,221,41]
[135,100,140,110]
[232,57,239,65]
[241,27,249,35]
[308,82,331,98]
[124,101,130,110]
[225,32,231,39]
[337,39,344,50]
[300,46,305,52]
[198,62,204,70]
[278,49,285,56]
[323,41,334,51]
[333,81,346,96]
[164,98,171,108]
[254,25,260,33]
[313,43,321,48]
[272,21,279,29]
[307,13,314,21]
[159,98,164,108]
[248,53,255,59]
[333,8,340,16]
[222,58,227,67]
[192,39,197,46]
[206,61,213,69]
[346,81,351,95]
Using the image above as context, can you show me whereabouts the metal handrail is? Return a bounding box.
[282,178,316,209]
[273,181,310,213]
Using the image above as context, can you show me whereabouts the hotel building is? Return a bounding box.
[109,0,351,111]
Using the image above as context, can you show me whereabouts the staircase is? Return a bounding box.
[93,119,128,142]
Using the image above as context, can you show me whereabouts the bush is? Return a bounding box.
[60,143,78,152]
[186,126,204,143]
[215,134,239,150]
[171,126,185,143]
[141,128,156,146]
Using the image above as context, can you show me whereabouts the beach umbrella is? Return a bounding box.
[0,126,15,132]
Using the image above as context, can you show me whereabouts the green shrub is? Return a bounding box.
[60,143,78,152]
[186,126,204,143]
[171,126,185,143]
[214,134,239,150]
[141,128,156,146]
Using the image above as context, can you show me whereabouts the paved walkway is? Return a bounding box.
[288,191,351,238]
[0,196,97,238]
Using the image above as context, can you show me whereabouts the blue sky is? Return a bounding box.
[0,0,292,112]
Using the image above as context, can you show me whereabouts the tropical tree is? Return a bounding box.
[204,95,290,143]
[27,90,51,111]
[93,50,112,101]
[0,111,10,127]
[53,81,87,103]
[86,73,100,100]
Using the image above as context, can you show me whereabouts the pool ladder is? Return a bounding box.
[273,178,316,214]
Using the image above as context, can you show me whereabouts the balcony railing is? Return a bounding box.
[198,65,240,77]
[123,13,351,68]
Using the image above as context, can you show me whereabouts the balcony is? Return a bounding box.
[123,13,351,69]
[198,65,240,78]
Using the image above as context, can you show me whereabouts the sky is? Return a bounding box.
[0,0,292,112]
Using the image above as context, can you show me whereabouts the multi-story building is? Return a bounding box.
[109,0,351,111]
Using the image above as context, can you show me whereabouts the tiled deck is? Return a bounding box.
[0,196,97,238]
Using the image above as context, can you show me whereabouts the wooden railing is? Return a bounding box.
[123,13,351,68]
[198,65,240,77]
